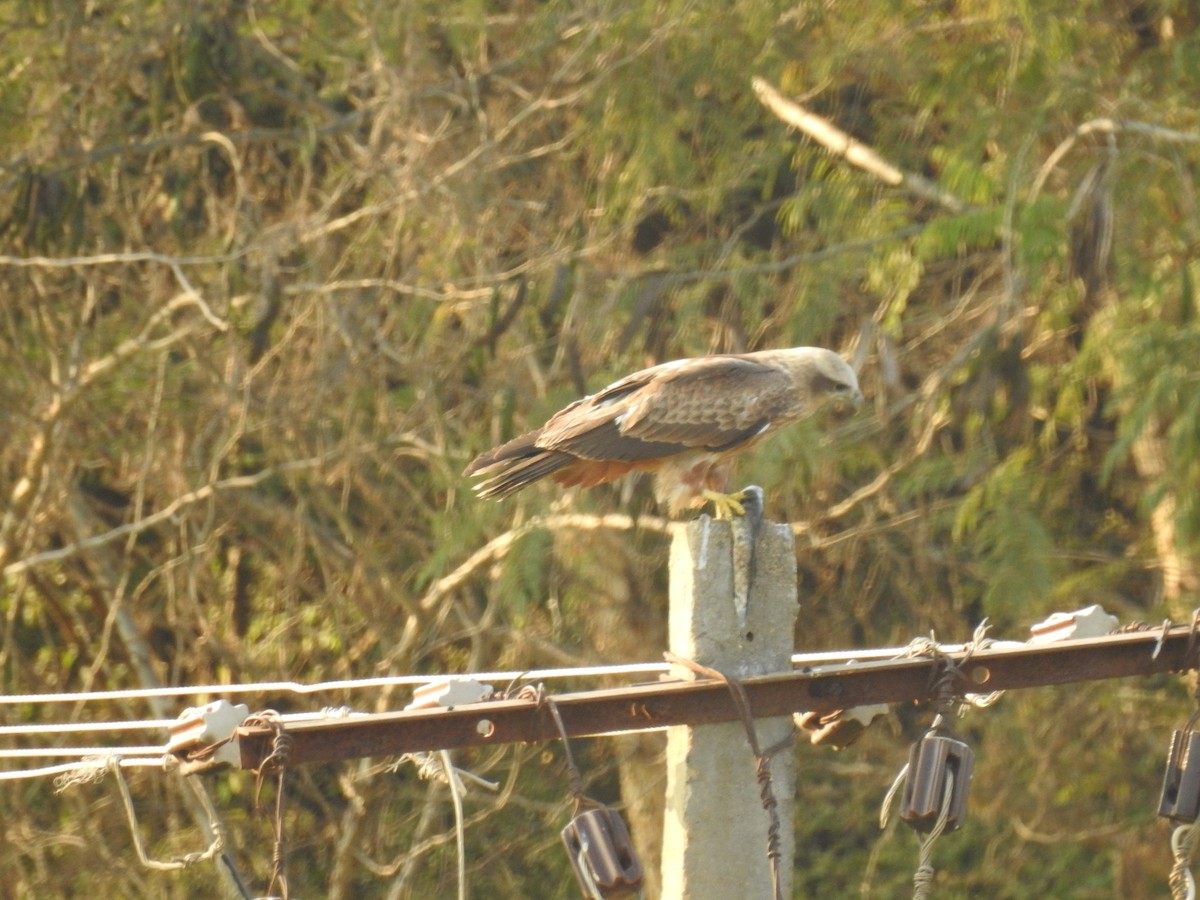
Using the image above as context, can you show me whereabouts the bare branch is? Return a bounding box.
[75,294,214,387]
[2,459,324,577]
[418,512,670,612]
[0,252,229,331]
[793,406,950,539]
[1029,116,1200,201]
[752,77,968,214]
[0,272,230,571]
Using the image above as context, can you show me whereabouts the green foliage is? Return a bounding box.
[953,449,1056,622]
[1104,316,1200,547]
[496,528,553,623]
[915,205,1004,262]
[2,0,1200,896]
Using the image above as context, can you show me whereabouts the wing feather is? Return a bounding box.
[616,357,795,449]
[464,345,859,508]
[524,355,795,463]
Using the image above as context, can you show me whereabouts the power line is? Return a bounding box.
[0,746,165,758]
[0,648,981,754]
[2,625,1188,783]
[226,626,1198,770]
[0,662,673,706]
[0,757,166,782]
[0,709,362,749]
[0,649,984,710]
[0,718,174,736]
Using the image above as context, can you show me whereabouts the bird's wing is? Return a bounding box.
[538,356,796,460]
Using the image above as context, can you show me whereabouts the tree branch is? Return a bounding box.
[418,512,670,613]
[0,252,229,331]
[2,459,323,577]
[1029,116,1200,201]
[751,77,968,214]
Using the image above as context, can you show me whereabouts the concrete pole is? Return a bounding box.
[661,513,798,899]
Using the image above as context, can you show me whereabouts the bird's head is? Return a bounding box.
[770,346,864,413]
[809,347,864,410]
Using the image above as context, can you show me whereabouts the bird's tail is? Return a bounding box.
[464,433,576,499]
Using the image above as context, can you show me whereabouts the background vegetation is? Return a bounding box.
[2,0,1199,896]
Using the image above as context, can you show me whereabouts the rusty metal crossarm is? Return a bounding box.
[234,628,1198,771]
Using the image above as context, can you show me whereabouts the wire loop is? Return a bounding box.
[245,711,291,900]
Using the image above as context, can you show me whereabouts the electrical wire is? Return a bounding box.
[0,643,990,708]
[0,662,675,706]
[0,636,1064,785]
[0,757,165,782]
[0,746,165,758]
[0,718,174,735]
[0,708,360,745]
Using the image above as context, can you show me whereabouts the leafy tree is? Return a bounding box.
[1,0,1198,896]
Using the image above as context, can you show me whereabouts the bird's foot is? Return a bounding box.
[701,488,747,520]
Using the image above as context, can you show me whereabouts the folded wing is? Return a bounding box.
[465,355,798,498]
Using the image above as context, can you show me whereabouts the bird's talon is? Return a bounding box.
[702,489,746,520]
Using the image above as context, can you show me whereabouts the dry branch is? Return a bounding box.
[417,512,670,614]
[3,459,324,577]
[751,77,968,214]
[1029,116,1200,201]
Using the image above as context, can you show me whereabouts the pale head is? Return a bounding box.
[759,346,864,409]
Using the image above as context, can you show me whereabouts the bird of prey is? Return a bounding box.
[464,346,863,517]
